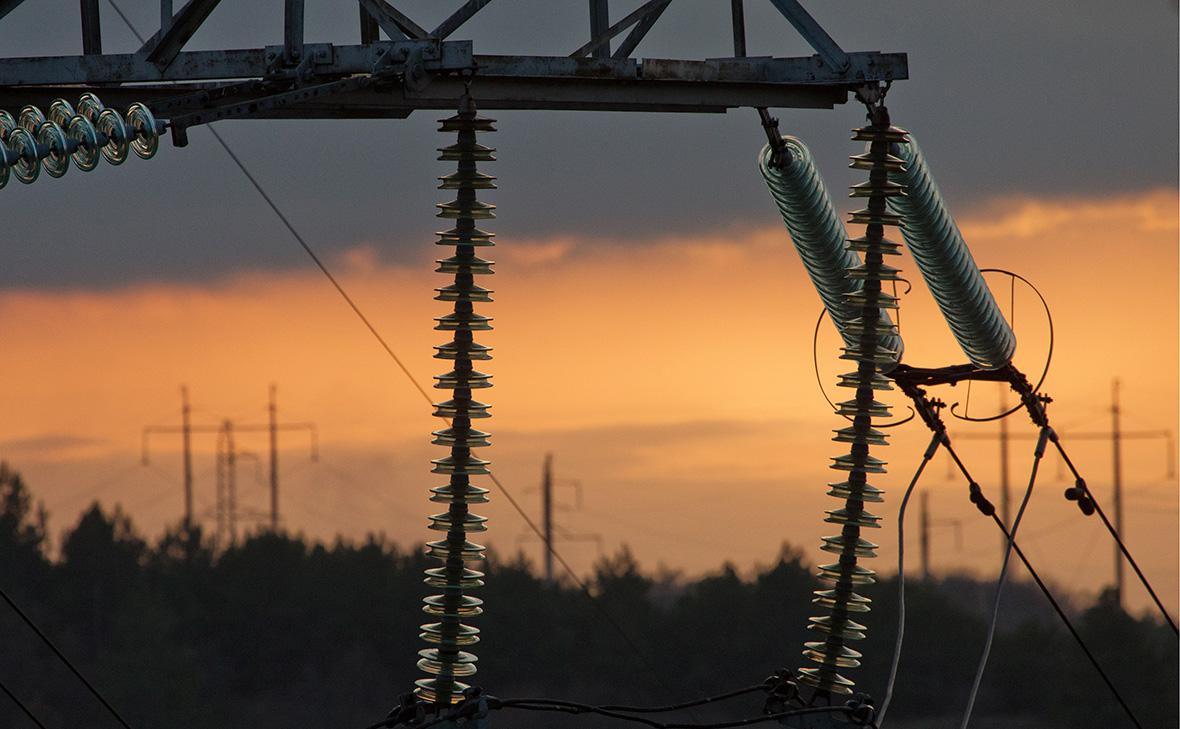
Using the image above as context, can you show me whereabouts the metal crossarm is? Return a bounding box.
[0,1,906,123]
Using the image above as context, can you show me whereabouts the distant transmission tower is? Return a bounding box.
[519,453,601,583]
[954,379,1174,605]
[142,385,318,538]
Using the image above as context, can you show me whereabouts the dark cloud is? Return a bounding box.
[0,0,1175,288]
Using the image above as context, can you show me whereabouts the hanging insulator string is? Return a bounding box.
[796,99,908,697]
[415,93,498,707]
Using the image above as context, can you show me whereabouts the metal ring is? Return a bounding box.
[949,269,1054,423]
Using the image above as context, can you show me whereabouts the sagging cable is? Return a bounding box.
[958,427,1049,729]
[877,428,943,726]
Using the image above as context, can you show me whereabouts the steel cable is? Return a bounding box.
[958,427,1046,729]
[939,437,1145,729]
[0,585,137,729]
[1051,435,1179,634]
[0,676,49,729]
[877,430,942,726]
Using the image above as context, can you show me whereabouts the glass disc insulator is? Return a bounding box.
[66,116,100,172]
[8,128,40,184]
[126,103,159,160]
[97,109,129,165]
[36,122,70,178]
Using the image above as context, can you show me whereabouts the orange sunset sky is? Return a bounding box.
[0,183,1175,616]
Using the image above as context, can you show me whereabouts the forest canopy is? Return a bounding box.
[0,463,1175,729]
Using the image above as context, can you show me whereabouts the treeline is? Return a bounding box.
[0,464,1175,729]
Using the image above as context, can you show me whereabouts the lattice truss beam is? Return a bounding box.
[0,0,905,143]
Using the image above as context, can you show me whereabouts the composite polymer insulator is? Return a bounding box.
[415,95,496,708]
[797,108,908,696]
[886,135,1015,370]
[0,94,161,190]
[758,137,904,367]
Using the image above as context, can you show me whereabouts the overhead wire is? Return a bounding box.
[102,0,697,710]
[958,427,1046,729]
[1050,436,1178,633]
[877,430,942,726]
[494,699,856,729]
[940,437,1144,729]
[370,693,866,729]
[0,584,137,729]
[0,675,49,729]
[595,684,766,713]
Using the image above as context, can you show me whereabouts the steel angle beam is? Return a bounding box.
[143,0,226,69]
[395,76,845,111]
[0,40,474,85]
[0,0,28,22]
[432,0,496,40]
[357,0,428,40]
[766,0,849,71]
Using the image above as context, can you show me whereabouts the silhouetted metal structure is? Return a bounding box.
[0,0,906,132]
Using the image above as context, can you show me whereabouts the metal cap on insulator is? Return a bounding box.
[851,124,910,143]
[436,254,496,276]
[827,479,885,502]
[825,507,882,528]
[435,310,494,331]
[438,141,496,161]
[430,482,491,503]
[436,226,496,247]
[848,207,904,226]
[808,614,869,638]
[423,544,487,567]
[846,234,903,255]
[430,453,492,475]
[420,621,481,644]
[849,180,906,198]
[436,282,494,303]
[434,367,493,389]
[849,151,906,172]
[830,453,888,473]
[428,511,489,532]
[437,199,497,219]
[438,114,497,133]
[424,564,486,581]
[439,169,497,189]
[432,397,492,419]
[817,562,877,585]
